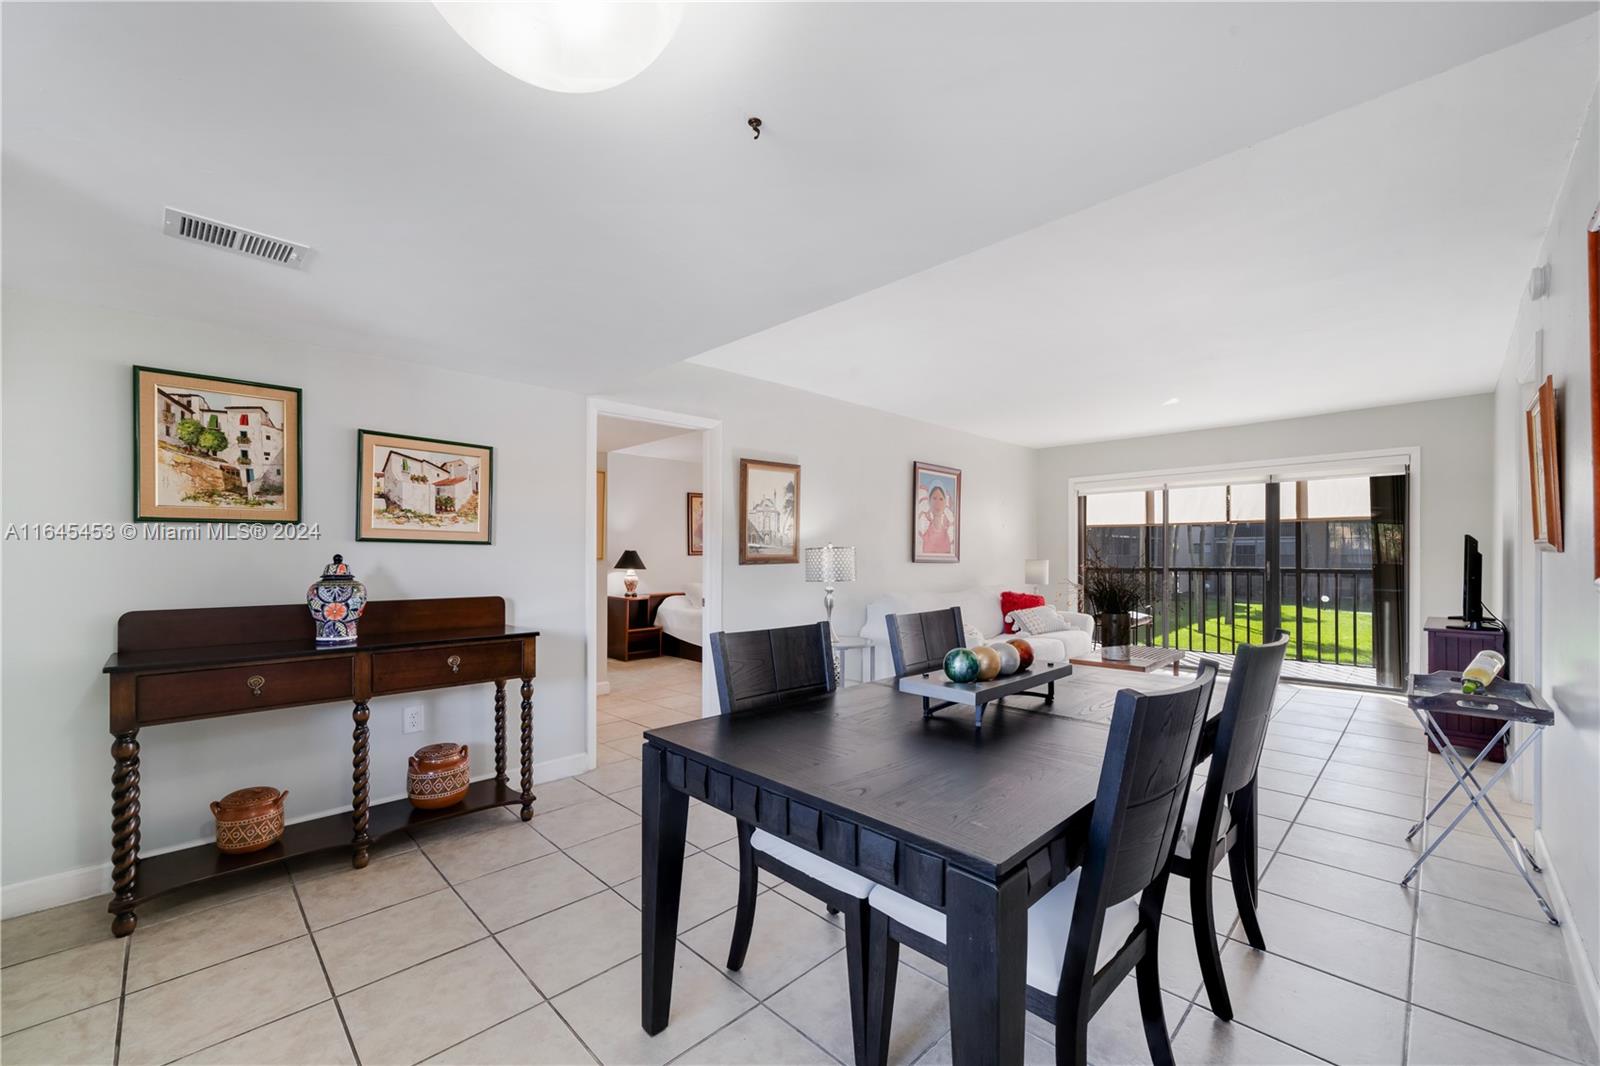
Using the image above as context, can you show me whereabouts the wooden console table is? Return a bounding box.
[101,596,537,937]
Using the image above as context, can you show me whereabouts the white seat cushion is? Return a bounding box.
[1174,782,1227,862]
[869,868,1142,994]
[751,829,874,898]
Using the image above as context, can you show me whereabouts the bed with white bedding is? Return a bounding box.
[654,584,703,660]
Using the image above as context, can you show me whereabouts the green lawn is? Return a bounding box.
[1157,603,1373,666]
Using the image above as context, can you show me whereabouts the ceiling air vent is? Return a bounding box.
[162,208,310,270]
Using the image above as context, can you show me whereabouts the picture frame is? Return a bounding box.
[133,365,302,523]
[1526,375,1562,553]
[357,429,493,544]
[597,470,607,561]
[738,458,799,564]
[687,491,704,556]
[1587,225,1598,582]
[912,460,962,563]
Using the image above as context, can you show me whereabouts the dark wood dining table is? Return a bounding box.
[639,668,1224,1065]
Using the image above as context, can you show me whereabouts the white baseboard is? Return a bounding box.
[1536,830,1600,1047]
[0,751,599,920]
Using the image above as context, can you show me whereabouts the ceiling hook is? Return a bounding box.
[747,117,762,140]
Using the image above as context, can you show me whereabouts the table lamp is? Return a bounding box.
[1024,559,1050,594]
[804,543,856,627]
[613,550,646,597]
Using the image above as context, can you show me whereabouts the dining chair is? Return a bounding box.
[862,663,1219,1066]
[884,606,965,678]
[708,622,878,1065]
[1169,631,1288,1021]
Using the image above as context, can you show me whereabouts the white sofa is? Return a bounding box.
[858,585,1094,681]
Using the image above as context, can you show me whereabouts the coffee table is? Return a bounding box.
[1070,645,1183,675]
[896,661,1075,729]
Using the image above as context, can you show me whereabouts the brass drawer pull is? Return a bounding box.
[447,655,462,674]
[246,675,266,696]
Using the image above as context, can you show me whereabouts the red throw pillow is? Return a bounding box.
[999,591,1046,633]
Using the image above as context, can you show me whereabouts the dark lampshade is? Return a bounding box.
[612,550,646,571]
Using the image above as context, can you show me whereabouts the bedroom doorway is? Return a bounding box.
[586,401,722,774]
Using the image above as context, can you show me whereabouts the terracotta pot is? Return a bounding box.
[408,743,470,809]
[211,786,288,855]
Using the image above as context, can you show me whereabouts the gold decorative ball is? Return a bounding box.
[971,644,1002,681]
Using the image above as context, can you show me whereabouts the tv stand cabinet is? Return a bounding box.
[102,596,537,937]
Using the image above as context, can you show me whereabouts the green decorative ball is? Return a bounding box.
[943,647,981,684]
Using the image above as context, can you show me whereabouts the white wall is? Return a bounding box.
[603,452,702,599]
[1033,394,1495,627]
[1,291,591,905]
[600,364,1039,642]
[1490,88,1599,1006]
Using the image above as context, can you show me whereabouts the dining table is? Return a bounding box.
[639,667,1225,1065]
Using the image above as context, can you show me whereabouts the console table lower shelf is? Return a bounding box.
[103,596,539,936]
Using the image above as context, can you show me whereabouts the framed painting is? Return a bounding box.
[739,458,799,564]
[357,430,493,544]
[597,470,607,561]
[1588,224,1598,582]
[687,491,704,556]
[133,366,301,523]
[912,460,961,562]
[1526,376,1562,553]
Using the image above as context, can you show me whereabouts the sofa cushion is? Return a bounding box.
[999,591,1047,633]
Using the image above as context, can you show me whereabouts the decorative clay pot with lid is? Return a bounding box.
[211,786,288,854]
[307,554,367,645]
[408,743,470,809]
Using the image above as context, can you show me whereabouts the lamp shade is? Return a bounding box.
[804,544,856,584]
[612,550,646,571]
[1024,559,1050,587]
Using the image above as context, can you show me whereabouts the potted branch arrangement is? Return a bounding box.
[1081,554,1145,661]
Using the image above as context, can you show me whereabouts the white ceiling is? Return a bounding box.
[693,14,1600,447]
[3,2,1594,419]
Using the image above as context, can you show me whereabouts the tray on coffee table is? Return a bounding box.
[897,661,1075,729]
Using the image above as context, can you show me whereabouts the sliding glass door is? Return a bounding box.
[1078,469,1409,689]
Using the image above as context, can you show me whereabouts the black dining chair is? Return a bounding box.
[884,606,966,678]
[862,663,1219,1066]
[1170,631,1288,1021]
[709,622,878,1065]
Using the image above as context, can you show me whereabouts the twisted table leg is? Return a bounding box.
[352,700,371,868]
[519,679,534,821]
[110,731,141,937]
[494,680,507,783]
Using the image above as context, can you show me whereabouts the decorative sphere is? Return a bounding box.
[943,647,981,684]
[1007,638,1035,671]
[972,645,1002,681]
[994,642,1021,676]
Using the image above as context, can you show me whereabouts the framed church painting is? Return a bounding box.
[739,458,799,564]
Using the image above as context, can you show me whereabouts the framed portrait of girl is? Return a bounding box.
[912,460,961,563]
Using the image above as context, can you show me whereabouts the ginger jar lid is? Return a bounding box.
[215,786,284,812]
[412,743,468,771]
[319,554,357,582]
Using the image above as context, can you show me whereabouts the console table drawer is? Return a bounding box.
[136,658,353,723]
[372,641,523,694]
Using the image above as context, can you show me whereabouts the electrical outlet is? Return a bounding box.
[402,706,424,734]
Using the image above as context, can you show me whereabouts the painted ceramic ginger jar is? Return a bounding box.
[307,554,367,645]
[211,786,288,854]
[408,743,470,809]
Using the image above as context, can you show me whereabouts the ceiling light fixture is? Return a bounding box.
[1162,397,1181,406]
[434,1,683,94]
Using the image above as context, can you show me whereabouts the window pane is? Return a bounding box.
[1085,490,1147,526]
[1304,476,1371,519]
[1166,485,1227,524]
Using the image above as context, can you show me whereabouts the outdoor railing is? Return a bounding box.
[1100,564,1375,668]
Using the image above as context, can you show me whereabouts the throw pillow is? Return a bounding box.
[1009,605,1063,635]
[999,591,1047,633]
[963,622,986,647]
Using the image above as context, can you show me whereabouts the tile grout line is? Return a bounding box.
[112,933,130,1066]
[288,860,363,1066]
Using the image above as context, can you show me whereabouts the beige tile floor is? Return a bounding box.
[3,657,1594,1065]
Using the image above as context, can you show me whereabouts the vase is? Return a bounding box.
[1099,612,1132,661]
[307,554,368,645]
[211,786,288,854]
[408,743,470,809]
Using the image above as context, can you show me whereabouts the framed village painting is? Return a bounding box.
[134,366,302,523]
[357,430,493,544]
[739,458,799,564]
[687,491,704,556]
[598,470,608,561]
[912,460,961,562]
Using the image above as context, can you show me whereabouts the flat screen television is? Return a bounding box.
[1460,534,1484,629]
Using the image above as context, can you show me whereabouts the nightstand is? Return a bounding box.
[607,593,682,662]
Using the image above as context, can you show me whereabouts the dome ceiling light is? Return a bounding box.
[434,2,683,94]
